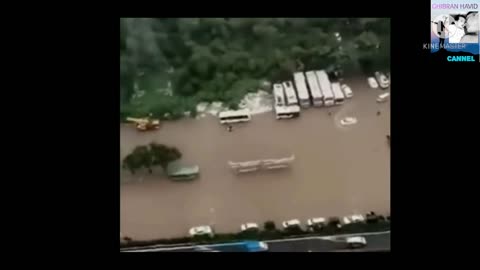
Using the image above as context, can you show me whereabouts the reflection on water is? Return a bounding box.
[120,78,390,240]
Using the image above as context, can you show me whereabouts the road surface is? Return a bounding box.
[121,231,390,252]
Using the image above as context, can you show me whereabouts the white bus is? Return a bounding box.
[293,72,311,108]
[331,82,345,105]
[315,70,335,106]
[282,81,298,106]
[274,105,300,119]
[218,109,252,124]
[273,83,286,107]
[305,71,324,107]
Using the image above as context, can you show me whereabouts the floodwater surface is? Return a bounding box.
[120,78,390,240]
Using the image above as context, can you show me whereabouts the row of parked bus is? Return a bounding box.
[218,70,353,124]
[271,70,352,120]
[294,70,352,108]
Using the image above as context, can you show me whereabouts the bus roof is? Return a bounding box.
[315,70,333,99]
[282,81,297,102]
[331,82,344,98]
[293,72,310,100]
[218,109,251,118]
[305,71,323,99]
[273,84,285,105]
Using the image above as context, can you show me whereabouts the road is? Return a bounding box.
[121,231,390,252]
[266,232,390,252]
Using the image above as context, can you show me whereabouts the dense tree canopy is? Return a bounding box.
[122,143,182,174]
[120,18,390,120]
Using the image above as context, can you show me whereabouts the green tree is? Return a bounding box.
[264,221,276,231]
[149,143,182,171]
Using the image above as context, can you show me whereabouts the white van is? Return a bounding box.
[218,109,252,124]
[377,92,390,103]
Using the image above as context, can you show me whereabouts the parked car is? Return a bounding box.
[341,84,353,98]
[375,71,390,89]
[367,77,379,88]
[343,214,365,224]
[307,217,326,231]
[340,117,358,126]
[346,236,367,248]
[240,223,259,232]
[351,214,365,223]
[189,225,214,237]
[377,92,390,103]
[282,219,301,229]
[307,217,326,227]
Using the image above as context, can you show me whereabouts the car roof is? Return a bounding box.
[311,217,326,222]
[347,236,365,243]
[286,219,300,224]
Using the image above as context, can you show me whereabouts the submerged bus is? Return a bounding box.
[282,81,298,106]
[293,72,311,107]
[305,71,324,107]
[331,82,345,105]
[218,109,252,124]
[315,70,334,106]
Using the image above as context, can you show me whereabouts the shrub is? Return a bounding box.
[264,221,276,231]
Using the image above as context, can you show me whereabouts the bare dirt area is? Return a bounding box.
[120,77,390,240]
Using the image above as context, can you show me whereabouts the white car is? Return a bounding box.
[240,223,259,232]
[351,214,366,223]
[342,216,352,225]
[307,217,326,227]
[340,117,358,126]
[346,236,367,248]
[341,84,353,98]
[189,225,214,237]
[367,77,379,88]
[377,92,390,103]
[282,219,301,229]
[375,71,390,89]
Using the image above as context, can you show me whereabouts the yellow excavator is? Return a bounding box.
[126,114,160,131]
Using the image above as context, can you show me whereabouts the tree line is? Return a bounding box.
[120,18,390,120]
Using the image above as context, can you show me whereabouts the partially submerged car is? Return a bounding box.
[377,92,390,103]
[307,217,326,231]
[341,84,353,98]
[367,77,379,88]
[375,71,390,89]
[282,219,301,229]
[189,225,214,237]
[343,214,365,224]
[240,223,259,232]
[340,117,358,126]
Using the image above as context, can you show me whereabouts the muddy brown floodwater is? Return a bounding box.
[120,77,390,240]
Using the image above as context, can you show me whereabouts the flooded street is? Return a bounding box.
[120,77,390,240]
